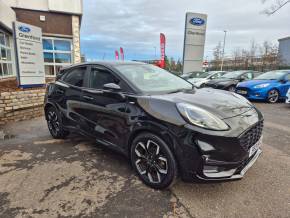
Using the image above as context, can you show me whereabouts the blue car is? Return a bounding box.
[236,70,290,103]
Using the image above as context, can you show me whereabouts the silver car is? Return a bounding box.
[188,71,227,88]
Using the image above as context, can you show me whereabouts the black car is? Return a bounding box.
[204,70,262,92]
[44,62,263,189]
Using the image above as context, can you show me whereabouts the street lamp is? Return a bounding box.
[221,30,227,71]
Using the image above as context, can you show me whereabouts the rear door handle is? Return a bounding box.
[83,95,94,101]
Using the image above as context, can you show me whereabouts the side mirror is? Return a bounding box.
[279,79,287,84]
[103,83,121,91]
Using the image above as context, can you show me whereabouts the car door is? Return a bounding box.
[54,66,89,128]
[78,65,131,152]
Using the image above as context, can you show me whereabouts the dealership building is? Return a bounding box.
[0,0,83,125]
[278,37,290,67]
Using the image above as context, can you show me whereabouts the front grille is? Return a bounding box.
[236,88,249,97]
[239,121,264,151]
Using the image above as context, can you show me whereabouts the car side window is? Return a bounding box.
[247,72,253,80]
[241,73,253,80]
[286,74,290,81]
[90,67,120,89]
[211,73,221,79]
[63,67,86,87]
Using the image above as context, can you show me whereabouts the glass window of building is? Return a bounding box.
[0,30,14,78]
[43,37,73,77]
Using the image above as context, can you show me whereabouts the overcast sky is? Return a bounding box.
[80,0,290,61]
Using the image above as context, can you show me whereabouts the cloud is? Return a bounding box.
[80,0,290,61]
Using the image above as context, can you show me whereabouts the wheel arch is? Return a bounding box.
[127,124,177,159]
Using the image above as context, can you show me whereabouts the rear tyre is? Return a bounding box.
[46,106,69,139]
[130,133,178,189]
[228,86,236,92]
[267,89,279,103]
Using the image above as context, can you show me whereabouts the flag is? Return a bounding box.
[120,47,124,61]
[115,50,119,60]
[160,33,166,68]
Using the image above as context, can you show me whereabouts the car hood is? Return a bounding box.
[238,80,275,88]
[151,88,254,119]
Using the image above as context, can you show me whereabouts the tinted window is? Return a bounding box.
[63,67,86,87]
[90,68,119,89]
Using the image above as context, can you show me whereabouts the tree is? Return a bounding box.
[232,48,242,70]
[176,59,183,73]
[259,41,279,71]
[212,42,223,70]
[261,0,290,15]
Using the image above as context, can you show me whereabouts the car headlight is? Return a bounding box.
[176,103,229,131]
[254,83,270,88]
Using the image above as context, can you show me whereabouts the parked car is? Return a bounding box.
[188,71,227,88]
[204,70,262,92]
[286,88,290,104]
[181,71,204,80]
[44,62,263,189]
[236,70,290,103]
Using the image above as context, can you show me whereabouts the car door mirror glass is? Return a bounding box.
[103,83,121,91]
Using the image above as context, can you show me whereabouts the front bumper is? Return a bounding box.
[197,149,262,181]
[236,87,269,100]
[175,109,264,183]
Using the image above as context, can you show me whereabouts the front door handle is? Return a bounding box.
[56,90,64,94]
[83,95,94,101]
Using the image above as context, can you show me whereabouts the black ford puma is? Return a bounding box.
[44,62,263,189]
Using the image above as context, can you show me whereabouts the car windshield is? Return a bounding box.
[221,71,245,79]
[181,72,203,78]
[254,71,287,80]
[196,72,215,78]
[114,64,193,94]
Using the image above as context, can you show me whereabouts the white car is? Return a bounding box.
[188,71,227,88]
[286,88,290,103]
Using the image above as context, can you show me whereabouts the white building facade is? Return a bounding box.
[0,0,83,80]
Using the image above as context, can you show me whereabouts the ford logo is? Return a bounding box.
[190,18,205,26]
[18,26,31,33]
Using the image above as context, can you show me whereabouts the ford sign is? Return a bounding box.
[190,18,205,26]
[18,26,31,33]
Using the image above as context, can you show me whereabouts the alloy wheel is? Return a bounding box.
[47,110,60,136]
[134,139,168,184]
[268,90,279,103]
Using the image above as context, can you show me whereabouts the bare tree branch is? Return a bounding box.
[262,0,290,15]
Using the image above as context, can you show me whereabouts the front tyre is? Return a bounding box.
[130,133,178,189]
[267,89,279,103]
[46,106,69,139]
